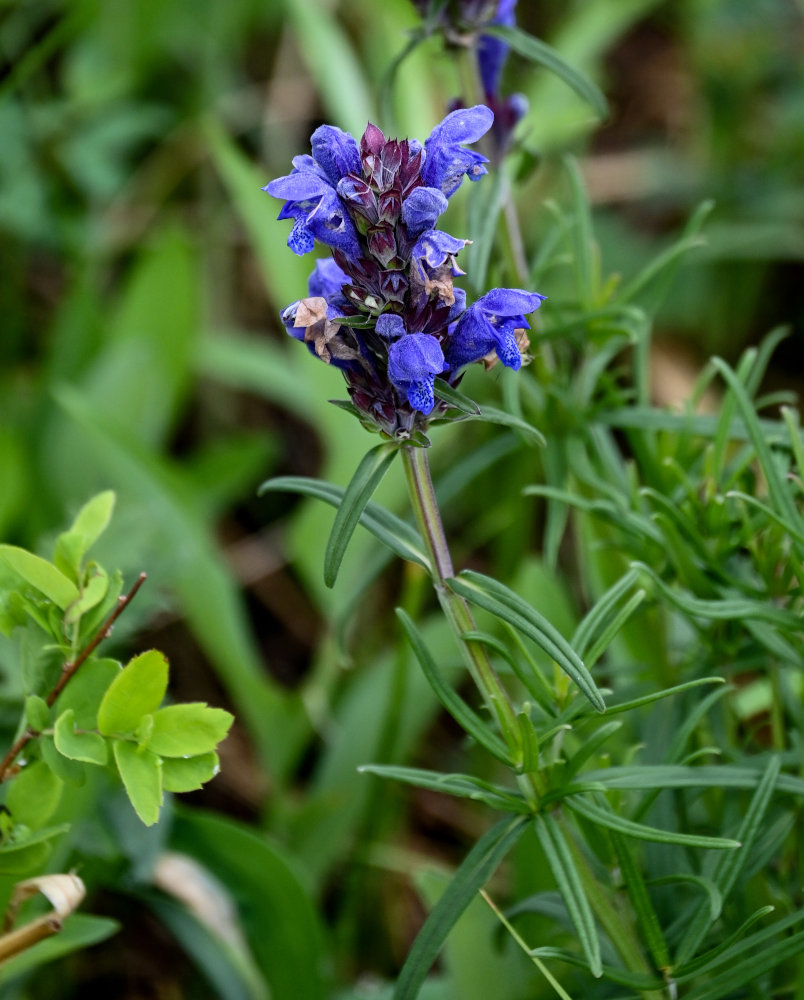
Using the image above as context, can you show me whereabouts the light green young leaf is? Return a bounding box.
[148,703,234,758]
[55,656,120,729]
[448,570,605,713]
[394,816,529,1000]
[0,546,79,609]
[54,491,116,578]
[162,752,220,793]
[113,740,163,826]
[54,708,108,766]
[41,737,86,786]
[64,563,109,626]
[324,443,398,588]
[98,650,169,736]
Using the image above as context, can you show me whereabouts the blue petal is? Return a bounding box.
[388,333,446,383]
[477,287,545,316]
[401,186,449,238]
[310,125,361,187]
[422,105,494,197]
[407,378,435,414]
[445,303,494,368]
[411,230,468,270]
[492,327,522,370]
[305,189,361,258]
[264,171,331,202]
[288,218,315,256]
[308,257,349,299]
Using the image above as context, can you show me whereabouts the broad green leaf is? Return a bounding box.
[41,737,86,786]
[54,708,108,766]
[172,807,326,1000]
[324,443,398,588]
[448,571,605,713]
[394,816,528,1000]
[0,546,79,609]
[25,693,51,732]
[148,703,234,757]
[5,761,63,828]
[395,609,512,766]
[162,752,220,793]
[97,650,169,735]
[534,813,602,977]
[55,656,121,729]
[675,755,781,963]
[113,740,163,826]
[484,25,608,119]
[259,476,429,570]
[565,796,740,849]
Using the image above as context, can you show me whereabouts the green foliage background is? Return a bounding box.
[1,0,803,997]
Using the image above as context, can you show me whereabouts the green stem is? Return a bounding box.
[401,444,534,788]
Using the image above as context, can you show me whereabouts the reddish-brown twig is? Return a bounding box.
[0,573,147,783]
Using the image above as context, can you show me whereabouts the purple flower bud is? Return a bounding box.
[376,313,406,339]
[310,125,362,187]
[422,105,493,197]
[367,224,398,266]
[388,333,446,414]
[446,287,544,371]
[401,186,449,238]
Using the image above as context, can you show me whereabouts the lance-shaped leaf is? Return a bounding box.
[675,755,781,964]
[534,813,602,977]
[395,609,512,766]
[448,570,605,713]
[393,815,528,1000]
[322,443,399,587]
[258,475,429,571]
[483,25,608,119]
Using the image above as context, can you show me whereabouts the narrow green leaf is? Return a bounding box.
[675,755,781,964]
[646,875,722,922]
[432,380,481,415]
[148,703,234,757]
[726,490,804,545]
[396,609,512,765]
[582,764,804,796]
[259,475,429,570]
[484,25,608,119]
[448,570,605,713]
[393,815,528,1000]
[0,546,79,609]
[609,831,670,969]
[605,677,726,717]
[674,907,793,982]
[98,650,169,736]
[461,406,546,447]
[529,948,663,990]
[681,930,804,1000]
[570,568,641,656]
[534,813,602,977]
[113,741,163,826]
[359,764,529,814]
[565,721,622,778]
[565,797,741,849]
[54,708,108,766]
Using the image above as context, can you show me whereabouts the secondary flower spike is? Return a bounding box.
[264,107,544,435]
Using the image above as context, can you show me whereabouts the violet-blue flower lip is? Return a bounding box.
[388,334,447,415]
[446,288,545,372]
[422,105,494,197]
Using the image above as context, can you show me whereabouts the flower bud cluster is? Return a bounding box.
[265,105,543,437]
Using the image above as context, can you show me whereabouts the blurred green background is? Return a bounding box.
[1,0,803,996]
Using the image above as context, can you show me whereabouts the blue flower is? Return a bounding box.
[422,105,494,197]
[477,0,517,97]
[446,288,545,371]
[388,334,446,415]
